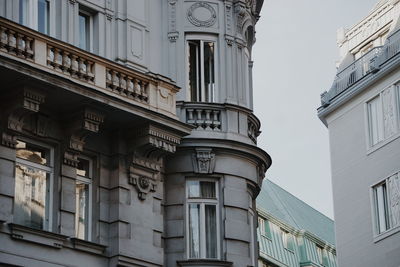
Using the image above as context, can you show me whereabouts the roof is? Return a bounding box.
[257,179,336,246]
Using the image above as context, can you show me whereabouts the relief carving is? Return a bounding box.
[168,0,179,42]
[187,2,217,27]
[192,148,215,174]
[389,174,400,227]
[382,87,396,138]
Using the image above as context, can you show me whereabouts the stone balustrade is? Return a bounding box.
[0,17,178,118]
[186,107,221,130]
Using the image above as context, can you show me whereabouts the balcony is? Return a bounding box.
[0,17,178,119]
[177,102,261,145]
[321,28,400,107]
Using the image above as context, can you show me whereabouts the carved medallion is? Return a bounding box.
[187,2,217,27]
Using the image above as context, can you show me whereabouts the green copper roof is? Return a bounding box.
[257,179,336,246]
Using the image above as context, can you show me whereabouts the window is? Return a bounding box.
[19,0,52,35]
[14,140,53,231]
[316,245,324,265]
[75,157,92,241]
[281,229,295,251]
[187,39,216,102]
[258,217,272,239]
[186,180,219,259]
[372,173,400,235]
[78,9,94,52]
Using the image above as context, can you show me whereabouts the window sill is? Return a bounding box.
[177,259,233,267]
[70,237,107,255]
[284,247,295,254]
[373,225,400,243]
[9,223,68,248]
[367,131,400,155]
[260,233,272,241]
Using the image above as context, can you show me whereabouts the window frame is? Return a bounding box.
[370,171,400,241]
[78,8,94,52]
[18,0,56,36]
[185,178,220,260]
[75,155,93,241]
[14,138,54,232]
[185,35,218,103]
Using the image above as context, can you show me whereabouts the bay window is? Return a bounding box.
[14,140,53,231]
[187,39,216,102]
[75,156,92,241]
[186,180,219,259]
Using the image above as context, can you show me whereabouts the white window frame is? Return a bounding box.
[370,171,400,241]
[185,35,218,103]
[75,155,93,241]
[365,84,400,153]
[78,8,94,52]
[316,245,324,265]
[185,178,220,259]
[18,0,56,36]
[14,138,54,232]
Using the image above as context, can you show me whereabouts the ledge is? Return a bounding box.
[177,259,233,267]
[9,223,68,248]
[70,237,107,255]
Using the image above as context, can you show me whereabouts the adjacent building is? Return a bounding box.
[318,0,400,266]
[257,180,337,267]
[0,0,271,266]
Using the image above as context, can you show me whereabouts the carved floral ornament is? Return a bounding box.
[192,148,215,174]
[187,2,217,27]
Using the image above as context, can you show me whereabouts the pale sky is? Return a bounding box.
[253,0,378,219]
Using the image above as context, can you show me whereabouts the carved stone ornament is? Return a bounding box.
[129,175,156,200]
[63,108,104,167]
[192,148,215,174]
[187,2,217,27]
[389,173,400,228]
[1,132,17,148]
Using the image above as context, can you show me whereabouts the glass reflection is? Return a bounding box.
[189,203,200,258]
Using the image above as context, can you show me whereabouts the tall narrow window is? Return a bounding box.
[75,157,92,240]
[37,0,50,34]
[19,0,28,26]
[79,11,91,51]
[374,182,390,234]
[281,229,295,251]
[367,95,384,146]
[188,40,216,102]
[187,180,219,259]
[14,140,53,231]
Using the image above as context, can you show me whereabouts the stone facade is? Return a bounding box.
[0,0,270,267]
[319,1,400,266]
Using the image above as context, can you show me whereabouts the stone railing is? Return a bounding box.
[186,107,222,130]
[0,17,177,118]
[248,114,261,144]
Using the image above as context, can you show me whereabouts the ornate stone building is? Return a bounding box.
[318,0,400,266]
[0,0,270,266]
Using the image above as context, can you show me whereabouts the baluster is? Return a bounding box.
[213,110,221,130]
[0,27,7,51]
[187,109,195,124]
[196,109,204,129]
[133,78,140,98]
[142,81,148,101]
[204,109,212,130]
[119,73,126,95]
[25,36,33,58]
[8,30,16,54]
[87,62,94,81]
[16,33,24,57]
[127,77,134,97]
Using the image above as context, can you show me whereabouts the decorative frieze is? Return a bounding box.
[192,148,215,174]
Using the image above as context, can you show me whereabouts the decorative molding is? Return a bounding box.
[187,2,217,28]
[382,87,396,138]
[388,173,400,227]
[225,4,233,33]
[68,0,76,4]
[234,3,247,33]
[168,0,178,41]
[168,32,179,42]
[129,175,157,200]
[63,150,79,168]
[192,148,215,174]
[225,35,234,46]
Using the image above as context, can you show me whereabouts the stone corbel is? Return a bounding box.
[1,86,45,148]
[234,2,247,33]
[128,123,181,159]
[191,148,216,174]
[63,108,104,167]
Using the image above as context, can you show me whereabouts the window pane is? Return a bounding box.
[204,42,215,102]
[375,183,389,233]
[79,13,89,50]
[16,140,49,166]
[205,204,217,258]
[188,181,200,198]
[75,181,89,240]
[189,41,200,101]
[14,163,48,230]
[38,0,49,34]
[19,0,28,26]
[264,220,272,239]
[189,204,200,258]
[368,96,383,146]
[200,181,216,198]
